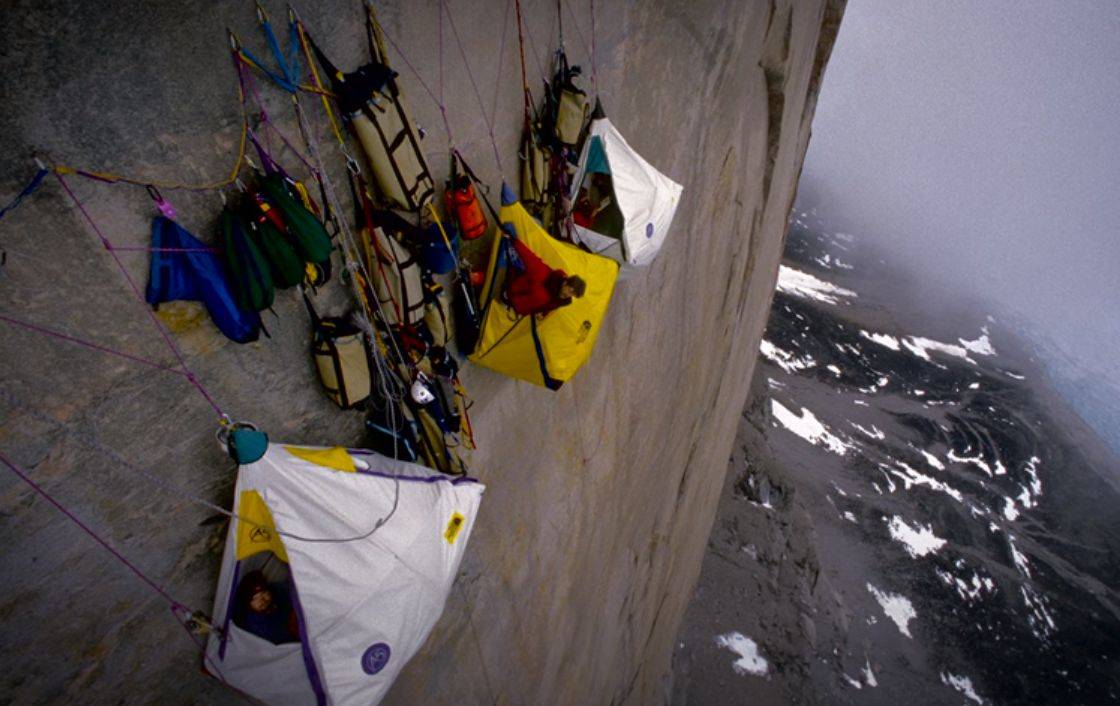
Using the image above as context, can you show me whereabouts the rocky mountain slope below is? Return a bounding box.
[672,220,1120,705]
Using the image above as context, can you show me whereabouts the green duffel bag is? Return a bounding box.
[220,208,274,312]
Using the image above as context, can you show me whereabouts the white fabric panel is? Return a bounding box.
[206,445,484,706]
[569,118,683,266]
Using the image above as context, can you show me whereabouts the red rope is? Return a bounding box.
[514,0,533,122]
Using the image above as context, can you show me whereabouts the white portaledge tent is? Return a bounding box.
[568,106,683,267]
[204,444,484,706]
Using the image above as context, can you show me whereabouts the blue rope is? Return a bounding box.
[243,16,303,94]
[0,168,48,222]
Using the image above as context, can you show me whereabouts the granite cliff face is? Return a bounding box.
[0,1,842,702]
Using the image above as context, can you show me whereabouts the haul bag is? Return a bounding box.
[362,219,425,327]
[520,126,550,204]
[556,87,588,145]
[304,293,372,409]
[352,104,435,211]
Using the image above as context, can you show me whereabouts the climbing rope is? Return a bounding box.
[0,313,188,376]
[589,0,598,94]
[0,447,240,693]
[54,172,226,419]
[0,168,48,222]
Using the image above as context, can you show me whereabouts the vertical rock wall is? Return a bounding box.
[0,0,842,702]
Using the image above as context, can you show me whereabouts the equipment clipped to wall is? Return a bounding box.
[0,0,696,701]
[306,5,434,211]
[303,290,373,410]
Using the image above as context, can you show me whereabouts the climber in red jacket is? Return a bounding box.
[503,231,587,317]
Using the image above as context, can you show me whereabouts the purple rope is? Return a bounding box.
[589,0,597,93]
[523,0,552,82]
[0,448,246,699]
[109,246,218,253]
[444,0,505,173]
[54,173,224,418]
[491,0,515,126]
[240,59,319,174]
[379,16,456,147]
[0,313,186,375]
[379,27,443,113]
[0,449,184,609]
[562,0,592,58]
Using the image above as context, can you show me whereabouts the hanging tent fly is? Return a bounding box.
[567,103,682,267]
[205,444,483,706]
[469,185,618,389]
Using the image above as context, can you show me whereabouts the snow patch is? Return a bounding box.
[935,568,996,602]
[959,327,997,356]
[860,330,901,351]
[867,583,917,638]
[715,632,769,676]
[940,672,985,704]
[886,516,946,558]
[850,422,885,440]
[1007,535,1031,578]
[862,658,878,687]
[760,339,817,374]
[882,461,964,502]
[776,265,856,304]
[921,449,945,470]
[771,400,851,456]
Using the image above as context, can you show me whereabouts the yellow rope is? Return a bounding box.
[295,20,347,149]
[53,76,250,192]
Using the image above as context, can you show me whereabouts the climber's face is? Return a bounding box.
[249,588,273,613]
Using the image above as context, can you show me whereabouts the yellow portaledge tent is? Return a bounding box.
[469,185,619,389]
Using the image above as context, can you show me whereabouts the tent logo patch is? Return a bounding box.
[361,642,391,675]
[444,512,465,544]
[249,526,272,543]
[576,320,592,344]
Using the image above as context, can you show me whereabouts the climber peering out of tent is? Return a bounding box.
[567,101,683,267]
[469,185,618,390]
[503,230,587,317]
[206,442,483,705]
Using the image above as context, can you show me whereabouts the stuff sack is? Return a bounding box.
[146,216,261,344]
[219,209,275,312]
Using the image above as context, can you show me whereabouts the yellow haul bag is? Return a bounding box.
[469,185,618,389]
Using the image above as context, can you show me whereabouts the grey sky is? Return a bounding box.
[801,0,1120,383]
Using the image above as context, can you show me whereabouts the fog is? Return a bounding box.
[799,1,1120,388]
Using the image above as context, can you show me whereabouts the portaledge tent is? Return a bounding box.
[568,109,683,267]
[204,444,483,705]
[469,185,619,389]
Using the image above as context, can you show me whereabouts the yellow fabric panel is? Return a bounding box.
[283,445,357,472]
[469,199,619,387]
[235,490,289,562]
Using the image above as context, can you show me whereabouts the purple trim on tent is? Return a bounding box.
[219,561,241,660]
[346,450,479,484]
[289,579,327,706]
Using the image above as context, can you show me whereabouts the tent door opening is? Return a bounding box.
[572,136,626,255]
